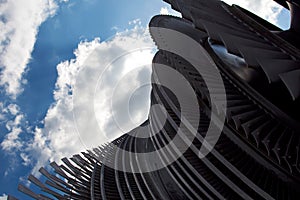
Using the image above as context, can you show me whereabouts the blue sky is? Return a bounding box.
[0,0,290,199]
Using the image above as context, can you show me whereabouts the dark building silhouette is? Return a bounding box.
[10,0,300,199]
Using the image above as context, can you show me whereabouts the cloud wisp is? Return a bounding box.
[0,0,58,98]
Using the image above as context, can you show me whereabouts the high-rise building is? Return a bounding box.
[10,0,300,199]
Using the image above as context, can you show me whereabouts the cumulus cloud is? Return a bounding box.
[25,25,156,176]
[223,0,283,26]
[0,0,59,99]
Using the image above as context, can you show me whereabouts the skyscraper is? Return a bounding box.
[11,0,300,199]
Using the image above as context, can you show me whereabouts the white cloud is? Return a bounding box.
[0,102,30,176]
[0,102,6,121]
[0,0,69,176]
[223,0,283,26]
[160,6,181,16]
[26,25,156,176]
[6,104,20,116]
[1,103,24,153]
[27,127,53,177]
[0,103,21,124]
[20,153,31,166]
[1,114,24,152]
[0,0,59,99]
[160,7,169,15]
[0,194,7,200]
